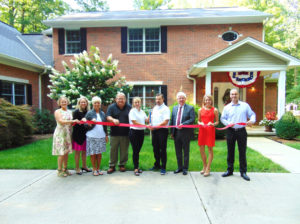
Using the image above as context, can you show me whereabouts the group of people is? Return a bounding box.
[52,88,255,181]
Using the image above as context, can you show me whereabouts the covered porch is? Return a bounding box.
[188,37,300,121]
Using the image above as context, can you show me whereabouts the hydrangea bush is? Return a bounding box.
[47,46,132,106]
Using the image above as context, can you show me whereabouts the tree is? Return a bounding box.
[74,0,109,12]
[47,46,132,106]
[133,0,172,10]
[0,0,68,33]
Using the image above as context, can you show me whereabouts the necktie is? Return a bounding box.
[177,106,182,126]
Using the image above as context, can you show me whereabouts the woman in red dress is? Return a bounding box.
[198,95,219,177]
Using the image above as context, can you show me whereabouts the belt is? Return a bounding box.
[228,127,245,132]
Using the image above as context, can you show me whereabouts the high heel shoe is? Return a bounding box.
[200,166,206,175]
[82,167,92,172]
[204,169,210,177]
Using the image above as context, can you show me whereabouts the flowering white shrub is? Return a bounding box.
[47,46,132,106]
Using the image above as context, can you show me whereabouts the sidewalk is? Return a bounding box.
[0,170,299,224]
[248,137,300,173]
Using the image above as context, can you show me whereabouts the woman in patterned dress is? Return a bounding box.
[85,96,108,176]
[198,95,219,177]
[52,96,78,177]
[72,96,92,175]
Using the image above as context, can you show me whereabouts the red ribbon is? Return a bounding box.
[74,120,246,130]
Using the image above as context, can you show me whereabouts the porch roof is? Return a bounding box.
[189,37,300,77]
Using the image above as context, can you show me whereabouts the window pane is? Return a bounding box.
[145,86,160,97]
[130,86,143,97]
[15,84,25,95]
[145,28,159,40]
[146,41,159,52]
[67,43,81,54]
[2,82,12,94]
[66,30,80,41]
[15,95,25,105]
[129,41,143,53]
[129,29,143,41]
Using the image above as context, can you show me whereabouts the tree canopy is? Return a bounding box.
[133,0,172,10]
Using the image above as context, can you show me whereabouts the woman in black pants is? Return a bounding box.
[129,97,148,176]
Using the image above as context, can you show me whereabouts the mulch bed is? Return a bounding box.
[267,136,300,144]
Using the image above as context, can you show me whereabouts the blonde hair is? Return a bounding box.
[202,95,213,107]
[132,97,141,104]
[57,96,70,106]
[91,96,102,104]
[76,96,90,111]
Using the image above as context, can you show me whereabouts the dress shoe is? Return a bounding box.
[119,166,126,172]
[222,170,233,177]
[183,170,188,175]
[107,167,115,174]
[174,169,182,174]
[241,172,250,181]
[149,166,160,171]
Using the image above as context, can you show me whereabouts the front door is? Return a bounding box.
[212,82,246,113]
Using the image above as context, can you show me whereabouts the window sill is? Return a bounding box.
[126,52,162,55]
[63,53,80,56]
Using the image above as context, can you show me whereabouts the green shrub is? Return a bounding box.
[33,108,56,134]
[0,98,34,149]
[275,112,300,140]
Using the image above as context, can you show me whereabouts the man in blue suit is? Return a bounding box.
[171,92,195,175]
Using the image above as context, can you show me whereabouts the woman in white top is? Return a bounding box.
[129,97,149,176]
[85,96,108,176]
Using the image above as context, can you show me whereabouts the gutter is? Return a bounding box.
[186,73,196,105]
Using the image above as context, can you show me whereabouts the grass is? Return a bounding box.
[282,136,300,150]
[0,136,287,172]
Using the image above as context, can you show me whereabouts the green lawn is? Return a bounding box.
[284,136,300,150]
[0,136,287,172]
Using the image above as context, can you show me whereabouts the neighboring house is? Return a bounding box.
[43,7,300,122]
[0,21,53,111]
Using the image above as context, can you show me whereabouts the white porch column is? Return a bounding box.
[277,70,286,119]
[205,71,211,95]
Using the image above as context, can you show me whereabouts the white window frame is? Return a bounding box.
[65,29,81,55]
[127,28,161,54]
[1,81,27,105]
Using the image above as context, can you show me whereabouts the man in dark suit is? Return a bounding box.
[171,92,195,175]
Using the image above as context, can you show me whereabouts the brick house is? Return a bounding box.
[0,21,52,110]
[2,8,300,123]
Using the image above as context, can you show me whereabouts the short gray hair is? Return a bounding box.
[91,96,102,104]
[116,92,126,99]
[176,91,186,99]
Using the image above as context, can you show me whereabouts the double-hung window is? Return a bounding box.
[128,85,161,108]
[128,28,160,53]
[65,30,81,54]
[1,81,26,105]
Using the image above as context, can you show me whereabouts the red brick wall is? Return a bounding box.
[0,64,39,110]
[53,23,263,106]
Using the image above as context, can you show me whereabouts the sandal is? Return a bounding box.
[82,167,92,172]
[57,169,67,177]
[93,170,99,176]
[204,169,210,177]
[200,166,206,175]
[138,169,143,173]
[76,169,82,175]
[63,169,72,176]
[98,170,104,175]
[134,169,140,176]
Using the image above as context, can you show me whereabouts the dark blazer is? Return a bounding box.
[85,109,108,135]
[170,104,195,137]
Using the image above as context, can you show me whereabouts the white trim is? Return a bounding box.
[127,81,163,85]
[0,75,29,83]
[205,71,211,95]
[206,66,288,72]
[186,74,196,104]
[16,36,46,65]
[39,74,42,109]
[278,70,286,119]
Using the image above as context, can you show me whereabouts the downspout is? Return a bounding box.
[187,73,196,105]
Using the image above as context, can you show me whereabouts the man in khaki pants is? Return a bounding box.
[106,92,131,174]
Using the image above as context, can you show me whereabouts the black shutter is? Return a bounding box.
[0,80,2,98]
[121,27,128,53]
[161,85,168,106]
[58,28,65,55]
[161,26,167,53]
[80,28,87,52]
[26,84,32,106]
